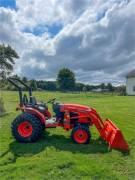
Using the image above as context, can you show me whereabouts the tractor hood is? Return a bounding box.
[61,103,91,112]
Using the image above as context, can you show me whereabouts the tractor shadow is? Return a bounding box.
[2,131,129,162]
[3,131,110,160]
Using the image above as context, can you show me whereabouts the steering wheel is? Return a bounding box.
[47,98,56,104]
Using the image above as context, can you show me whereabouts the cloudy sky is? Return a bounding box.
[0,0,135,84]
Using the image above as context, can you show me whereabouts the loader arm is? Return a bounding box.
[89,108,129,152]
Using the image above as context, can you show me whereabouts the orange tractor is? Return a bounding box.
[9,78,129,152]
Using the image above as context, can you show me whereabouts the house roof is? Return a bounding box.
[127,69,135,78]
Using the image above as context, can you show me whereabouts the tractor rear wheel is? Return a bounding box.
[11,113,42,143]
[71,125,91,144]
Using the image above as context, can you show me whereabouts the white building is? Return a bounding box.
[126,70,135,95]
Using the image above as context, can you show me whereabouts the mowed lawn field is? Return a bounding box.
[0,91,135,180]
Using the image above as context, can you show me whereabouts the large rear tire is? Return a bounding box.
[11,113,42,143]
[71,125,91,144]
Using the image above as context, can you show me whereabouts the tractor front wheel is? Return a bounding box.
[12,113,42,143]
[71,125,91,144]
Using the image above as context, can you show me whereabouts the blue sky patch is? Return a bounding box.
[23,23,63,37]
[96,9,107,21]
[0,0,16,9]
[48,24,63,37]
[23,24,48,36]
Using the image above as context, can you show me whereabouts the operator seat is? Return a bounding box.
[30,96,48,113]
[53,102,64,120]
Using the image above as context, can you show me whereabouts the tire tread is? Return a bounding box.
[12,113,42,143]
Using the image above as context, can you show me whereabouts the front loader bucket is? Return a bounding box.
[101,119,129,151]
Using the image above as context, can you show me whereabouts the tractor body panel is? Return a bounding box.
[61,103,91,111]
[23,107,46,124]
[61,103,92,125]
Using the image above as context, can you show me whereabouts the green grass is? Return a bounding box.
[0,91,135,180]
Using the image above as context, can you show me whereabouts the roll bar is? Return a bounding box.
[8,78,33,105]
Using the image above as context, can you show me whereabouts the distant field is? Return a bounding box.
[0,91,135,179]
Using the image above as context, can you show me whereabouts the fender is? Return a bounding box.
[24,107,46,124]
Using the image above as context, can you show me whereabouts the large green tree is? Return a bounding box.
[30,79,37,91]
[57,68,76,91]
[107,83,114,92]
[22,76,28,83]
[0,44,19,114]
[0,44,19,79]
[100,83,106,90]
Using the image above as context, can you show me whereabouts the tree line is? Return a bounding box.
[0,73,126,94]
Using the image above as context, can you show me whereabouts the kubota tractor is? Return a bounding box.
[9,78,129,151]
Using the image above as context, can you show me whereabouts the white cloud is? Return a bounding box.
[0,0,135,84]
